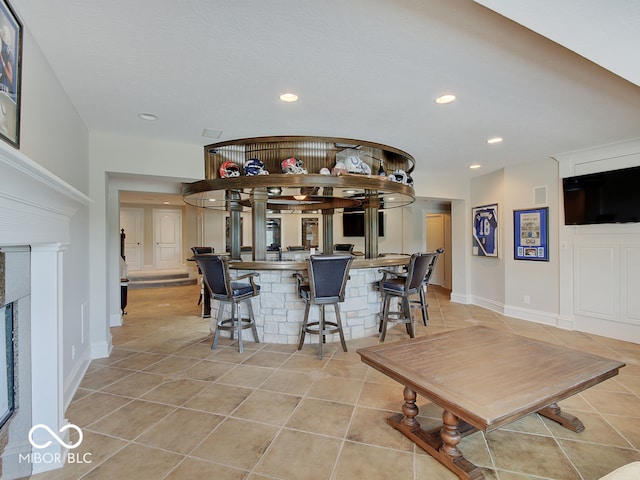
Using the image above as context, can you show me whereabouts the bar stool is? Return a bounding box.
[295,254,354,359]
[191,247,214,317]
[377,252,434,342]
[194,254,260,353]
[411,248,444,326]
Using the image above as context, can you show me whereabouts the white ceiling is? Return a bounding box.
[10,0,640,188]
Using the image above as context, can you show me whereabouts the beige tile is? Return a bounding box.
[82,443,183,479]
[183,358,236,381]
[136,408,223,453]
[166,457,248,479]
[191,418,278,470]
[357,380,403,410]
[28,431,128,480]
[141,378,208,406]
[101,371,164,397]
[232,390,300,426]
[241,350,291,368]
[254,429,342,479]
[110,351,165,370]
[143,355,201,376]
[286,398,354,437]
[79,366,135,390]
[558,438,640,480]
[217,364,274,388]
[281,353,329,371]
[66,392,132,427]
[346,406,414,452]
[88,399,173,440]
[604,414,640,449]
[183,383,253,415]
[580,389,639,416]
[334,441,414,480]
[259,369,315,396]
[324,357,370,380]
[542,410,633,448]
[306,375,363,404]
[486,430,580,479]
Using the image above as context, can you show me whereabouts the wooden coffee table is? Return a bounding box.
[357,326,625,479]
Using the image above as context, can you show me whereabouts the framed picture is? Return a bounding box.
[514,207,549,261]
[0,0,21,148]
[472,203,498,257]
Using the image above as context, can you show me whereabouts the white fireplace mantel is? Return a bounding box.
[0,142,91,475]
[0,143,90,247]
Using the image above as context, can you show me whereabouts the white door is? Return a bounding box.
[120,207,144,271]
[154,209,183,270]
[426,214,446,286]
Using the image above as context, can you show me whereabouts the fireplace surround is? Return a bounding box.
[0,142,90,477]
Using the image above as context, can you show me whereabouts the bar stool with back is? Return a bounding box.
[411,248,444,326]
[194,254,260,353]
[377,252,434,342]
[191,247,214,316]
[295,254,354,359]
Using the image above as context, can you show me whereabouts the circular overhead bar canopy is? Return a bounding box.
[182,136,416,211]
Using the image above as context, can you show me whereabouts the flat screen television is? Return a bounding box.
[342,211,384,237]
[562,165,640,225]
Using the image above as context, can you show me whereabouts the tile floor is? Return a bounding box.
[29,283,640,480]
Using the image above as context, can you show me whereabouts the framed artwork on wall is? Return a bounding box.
[514,207,549,261]
[0,0,22,148]
[472,203,498,257]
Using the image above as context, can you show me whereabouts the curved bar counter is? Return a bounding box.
[209,254,410,345]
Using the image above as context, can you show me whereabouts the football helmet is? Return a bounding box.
[346,155,371,175]
[389,169,413,186]
[219,161,240,178]
[332,161,347,176]
[281,157,307,174]
[244,158,269,176]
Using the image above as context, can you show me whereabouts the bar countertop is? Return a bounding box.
[227,253,410,270]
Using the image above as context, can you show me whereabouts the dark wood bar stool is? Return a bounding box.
[295,254,354,359]
[194,254,260,353]
[377,252,434,342]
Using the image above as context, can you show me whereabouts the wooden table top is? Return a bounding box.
[357,326,625,432]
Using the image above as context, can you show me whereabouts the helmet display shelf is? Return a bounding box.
[182,136,416,260]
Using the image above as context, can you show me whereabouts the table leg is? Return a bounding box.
[538,403,585,432]
[387,387,484,480]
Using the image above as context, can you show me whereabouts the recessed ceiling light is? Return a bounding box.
[435,94,456,104]
[208,198,216,202]
[163,201,170,204]
[469,164,482,169]
[487,137,503,144]
[138,112,158,121]
[280,93,299,102]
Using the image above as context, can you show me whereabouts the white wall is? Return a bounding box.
[90,133,203,333]
[503,158,560,325]
[14,25,91,408]
[469,169,505,310]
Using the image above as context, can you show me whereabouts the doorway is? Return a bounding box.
[120,207,144,271]
[426,213,452,289]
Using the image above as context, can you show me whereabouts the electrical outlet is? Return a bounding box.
[524,295,530,305]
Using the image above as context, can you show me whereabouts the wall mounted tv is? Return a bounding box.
[562,165,640,225]
[342,210,384,237]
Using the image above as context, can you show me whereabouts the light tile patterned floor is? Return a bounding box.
[29,284,640,480]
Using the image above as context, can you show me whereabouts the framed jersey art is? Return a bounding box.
[472,203,498,257]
